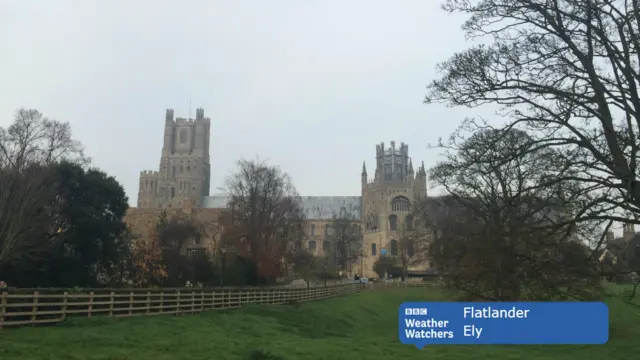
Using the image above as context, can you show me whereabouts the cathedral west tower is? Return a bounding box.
[137,108,211,209]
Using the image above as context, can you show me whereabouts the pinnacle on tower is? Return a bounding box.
[362,161,367,175]
[408,159,414,174]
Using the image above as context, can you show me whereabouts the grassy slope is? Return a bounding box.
[0,288,638,360]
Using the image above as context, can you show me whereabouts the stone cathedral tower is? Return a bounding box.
[137,108,211,209]
[358,141,428,277]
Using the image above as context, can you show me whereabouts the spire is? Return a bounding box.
[418,161,426,175]
[409,159,414,174]
[362,161,367,175]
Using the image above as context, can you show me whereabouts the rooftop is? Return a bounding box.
[202,195,361,220]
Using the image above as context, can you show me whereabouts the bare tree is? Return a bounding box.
[0,164,60,271]
[325,208,362,276]
[425,0,640,297]
[0,109,88,275]
[396,224,417,279]
[426,128,602,300]
[221,158,306,283]
[0,109,88,170]
[288,249,317,288]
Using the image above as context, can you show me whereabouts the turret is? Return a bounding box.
[623,223,636,241]
[408,159,414,178]
[361,161,367,185]
[162,109,175,156]
[605,229,615,243]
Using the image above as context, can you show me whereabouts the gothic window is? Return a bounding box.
[171,187,175,198]
[188,249,205,261]
[390,239,398,256]
[310,224,316,235]
[351,224,360,235]
[295,240,302,252]
[308,240,316,252]
[323,240,331,252]
[405,215,414,230]
[391,196,411,212]
[194,233,201,245]
[389,215,397,231]
[371,243,377,256]
[366,211,378,231]
[384,165,392,181]
[172,166,176,177]
[325,224,332,237]
[187,165,190,172]
[179,128,188,144]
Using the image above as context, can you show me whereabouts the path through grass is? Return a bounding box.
[0,287,638,359]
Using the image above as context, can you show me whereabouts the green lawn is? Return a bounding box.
[0,287,638,360]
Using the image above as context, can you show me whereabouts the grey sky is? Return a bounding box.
[1,0,474,205]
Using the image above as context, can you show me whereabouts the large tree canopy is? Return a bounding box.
[221,159,306,284]
[427,128,602,300]
[426,0,640,226]
[2,162,130,287]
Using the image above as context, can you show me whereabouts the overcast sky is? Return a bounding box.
[1,0,478,204]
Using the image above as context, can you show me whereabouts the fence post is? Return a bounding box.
[128,292,133,316]
[177,291,181,315]
[62,292,68,320]
[108,292,114,317]
[88,292,94,318]
[160,292,164,313]
[191,292,195,313]
[0,292,6,329]
[200,291,205,311]
[31,292,39,324]
[146,292,151,315]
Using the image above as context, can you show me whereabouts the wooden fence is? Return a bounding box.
[0,281,437,330]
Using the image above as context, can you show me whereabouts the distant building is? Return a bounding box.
[126,108,432,278]
[599,224,640,276]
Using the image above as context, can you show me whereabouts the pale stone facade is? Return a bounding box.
[131,109,431,278]
[137,108,211,209]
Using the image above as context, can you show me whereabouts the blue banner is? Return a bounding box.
[399,302,608,347]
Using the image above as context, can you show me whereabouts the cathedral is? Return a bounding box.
[127,108,431,278]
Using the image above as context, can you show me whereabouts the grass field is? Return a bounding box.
[0,287,638,360]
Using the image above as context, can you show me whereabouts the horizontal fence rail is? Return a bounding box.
[0,281,439,329]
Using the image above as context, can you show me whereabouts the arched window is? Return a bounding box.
[295,240,302,251]
[308,240,316,252]
[351,223,360,235]
[391,196,411,212]
[371,243,377,256]
[325,224,331,235]
[323,241,331,252]
[389,215,398,231]
[390,239,398,256]
[179,128,188,144]
[310,224,316,235]
[405,215,414,230]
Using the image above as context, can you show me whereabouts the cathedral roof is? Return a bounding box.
[202,195,362,220]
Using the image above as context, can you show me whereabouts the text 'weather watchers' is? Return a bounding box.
[399,302,609,348]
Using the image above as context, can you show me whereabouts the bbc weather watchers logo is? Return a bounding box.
[405,308,428,316]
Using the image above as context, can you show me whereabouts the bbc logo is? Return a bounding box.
[405,308,428,316]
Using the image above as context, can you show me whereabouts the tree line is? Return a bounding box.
[0,109,362,289]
